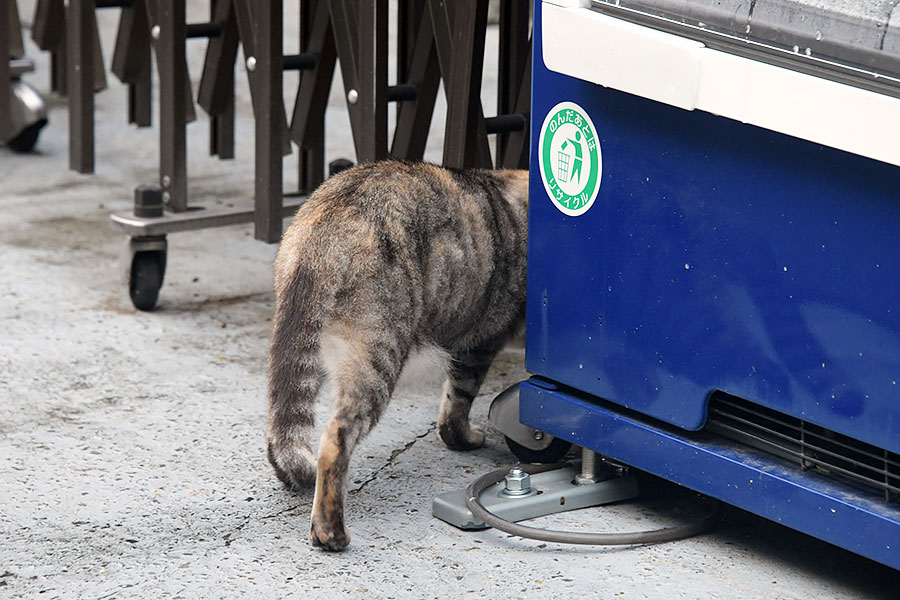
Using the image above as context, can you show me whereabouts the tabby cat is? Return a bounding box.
[267,160,529,551]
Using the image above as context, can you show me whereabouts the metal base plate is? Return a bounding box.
[110,197,307,237]
[9,58,35,77]
[433,464,639,530]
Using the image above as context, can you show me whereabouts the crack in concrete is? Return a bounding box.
[222,516,252,547]
[883,2,900,51]
[349,422,437,496]
[261,504,306,520]
[97,585,135,600]
[210,422,438,548]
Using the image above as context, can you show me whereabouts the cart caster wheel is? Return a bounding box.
[328,158,354,177]
[129,250,166,311]
[6,119,47,153]
[504,435,572,464]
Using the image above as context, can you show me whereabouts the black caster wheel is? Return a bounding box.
[6,119,47,153]
[129,250,166,311]
[328,158,355,177]
[504,435,573,464]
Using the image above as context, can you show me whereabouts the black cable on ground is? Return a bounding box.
[466,463,724,546]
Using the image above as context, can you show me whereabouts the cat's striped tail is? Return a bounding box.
[266,266,327,489]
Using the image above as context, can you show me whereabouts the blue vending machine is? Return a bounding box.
[523,0,900,569]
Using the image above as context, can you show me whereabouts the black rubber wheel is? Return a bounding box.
[129,250,165,311]
[504,435,573,464]
[328,158,355,177]
[7,119,47,153]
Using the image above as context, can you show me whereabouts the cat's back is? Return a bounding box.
[275,161,428,287]
[274,161,528,302]
[286,160,525,237]
[280,161,445,249]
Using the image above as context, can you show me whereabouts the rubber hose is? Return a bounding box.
[466,463,723,546]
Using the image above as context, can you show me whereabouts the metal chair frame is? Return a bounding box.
[22,0,533,309]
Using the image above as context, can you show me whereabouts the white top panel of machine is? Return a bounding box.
[542,2,900,168]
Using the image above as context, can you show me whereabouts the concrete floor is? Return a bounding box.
[2,3,900,599]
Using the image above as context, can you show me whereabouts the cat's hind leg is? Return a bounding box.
[310,329,409,551]
[438,343,503,451]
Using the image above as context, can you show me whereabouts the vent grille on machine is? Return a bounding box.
[706,393,900,503]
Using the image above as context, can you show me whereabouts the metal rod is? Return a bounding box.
[51,33,67,94]
[394,0,426,127]
[328,0,363,155]
[158,0,188,211]
[583,449,597,477]
[132,31,153,126]
[128,73,152,126]
[33,0,68,94]
[282,52,317,71]
[0,0,10,141]
[439,0,490,168]
[31,0,64,52]
[110,198,307,237]
[186,21,223,39]
[6,0,23,58]
[499,49,531,169]
[293,0,332,194]
[575,448,599,485]
[296,0,314,193]
[253,0,284,242]
[396,0,416,92]
[91,11,108,91]
[387,83,417,102]
[96,0,133,8]
[354,0,388,162]
[497,0,529,165]
[68,0,95,173]
[390,4,439,161]
[112,0,152,126]
[210,100,234,158]
[484,113,526,134]
[208,0,235,159]
[197,0,237,116]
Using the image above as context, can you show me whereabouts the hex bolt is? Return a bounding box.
[532,430,544,441]
[246,56,257,72]
[161,175,171,188]
[133,185,164,218]
[347,89,359,105]
[151,25,161,40]
[503,467,531,496]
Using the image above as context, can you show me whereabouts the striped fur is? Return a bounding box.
[267,160,529,551]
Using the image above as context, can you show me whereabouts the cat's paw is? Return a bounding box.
[439,423,486,451]
[310,520,351,551]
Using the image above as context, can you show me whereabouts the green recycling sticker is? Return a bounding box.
[538,101,602,217]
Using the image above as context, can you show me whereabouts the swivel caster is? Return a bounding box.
[3,79,48,153]
[328,158,354,177]
[124,186,167,311]
[126,237,167,311]
[504,434,572,465]
[7,119,44,152]
[489,383,572,464]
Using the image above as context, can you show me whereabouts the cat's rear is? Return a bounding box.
[266,160,528,550]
